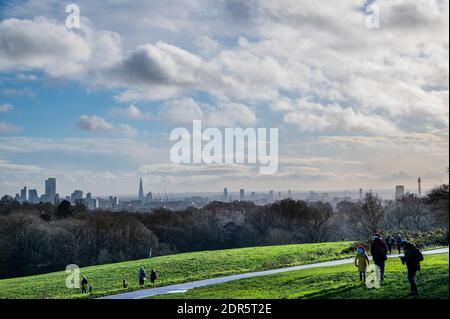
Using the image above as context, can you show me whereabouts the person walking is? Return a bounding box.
[370,233,388,281]
[396,234,403,254]
[400,241,424,296]
[138,266,147,286]
[81,276,89,294]
[386,236,395,254]
[150,269,158,286]
[354,246,370,283]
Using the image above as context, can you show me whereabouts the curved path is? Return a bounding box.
[100,247,448,299]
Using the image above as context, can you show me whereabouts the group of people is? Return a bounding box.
[138,266,158,287]
[354,233,424,296]
[79,266,158,294]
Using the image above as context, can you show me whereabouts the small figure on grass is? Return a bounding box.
[354,246,370,284]
[138,266,147,286]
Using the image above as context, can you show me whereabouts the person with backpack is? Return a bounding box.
[400,241,424,296]
[386,236,395,254]
[138,266,147,286]
[354,246,370,283]
[370,233,388,281]
[150,269,158,286]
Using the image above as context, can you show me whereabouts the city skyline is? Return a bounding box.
[4,175,429,203]
[0,0,448,195]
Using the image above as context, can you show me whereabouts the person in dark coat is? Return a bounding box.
[150,269,158,285]
[396,234,403,254]
[138,266,147,286]
[370,233,388,281]
[81,276,89,294]
[386,236,395,254]
[400,241,424,296]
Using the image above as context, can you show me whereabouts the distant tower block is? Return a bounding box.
[418,177,422,197]
[359,188,363,201]
[138,178,145,202]
[395,185,405,200]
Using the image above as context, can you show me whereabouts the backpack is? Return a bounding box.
[412,247,424,263]
[371,240,387,258]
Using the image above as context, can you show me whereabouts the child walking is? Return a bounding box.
[355,246,370,283]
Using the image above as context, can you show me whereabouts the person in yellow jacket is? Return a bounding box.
[355,246,370,282]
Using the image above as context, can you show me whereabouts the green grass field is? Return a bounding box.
[0,241,354,299]
[153,253,449,299]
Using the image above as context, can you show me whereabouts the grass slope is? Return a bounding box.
[153,253,449,299]
[0,241,354,299]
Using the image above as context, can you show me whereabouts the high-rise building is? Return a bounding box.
[109,196,119,207]
[223,188,229,202]
[240,189,245,201]
[28,189,38,203]
[146,192,153,203]
[418,177,422,197]
[395,185,405,200]
[269,190,274,202]
[45,178,56,203]
[71,190,83,203]
[359,188,363,201]
[20,186,27,202]
[251,192,256,201]
[288,189,292,199]
[138,178,145,202]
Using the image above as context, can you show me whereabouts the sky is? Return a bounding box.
[0,0,448,197]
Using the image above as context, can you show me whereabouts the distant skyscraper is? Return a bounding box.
[251,192,256,201]
[146,192,153,203]
[71,190,83,203]
[240,189,245,201]
[45,178,56,203]
[138,178,145,202]
[359,188,363,201]
[223,188,229,202]
[28,189,38,204]
[20,186,27,202]
[269,190,274,202]
[418,177,422,197]
[288,189,292,199]
[395,185,405,200]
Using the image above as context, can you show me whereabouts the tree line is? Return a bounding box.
[0,184,448,279]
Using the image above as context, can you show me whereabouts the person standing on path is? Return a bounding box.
[370,233,388,281]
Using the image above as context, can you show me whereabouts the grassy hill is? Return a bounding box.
[153,253,449,299]
[0,241,354,299]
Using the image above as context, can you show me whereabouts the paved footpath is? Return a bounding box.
[99,247,449,299]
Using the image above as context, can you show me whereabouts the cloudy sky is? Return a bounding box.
[0,0,448,197]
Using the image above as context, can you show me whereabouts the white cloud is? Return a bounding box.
[75,115,114,132]
[0,121,21,133]
[110,104,150,120]
[283,98,400,136]
[0,103,14,112]
[160,97,204,124]
[160,98,256,127]
[0,17,122,79]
